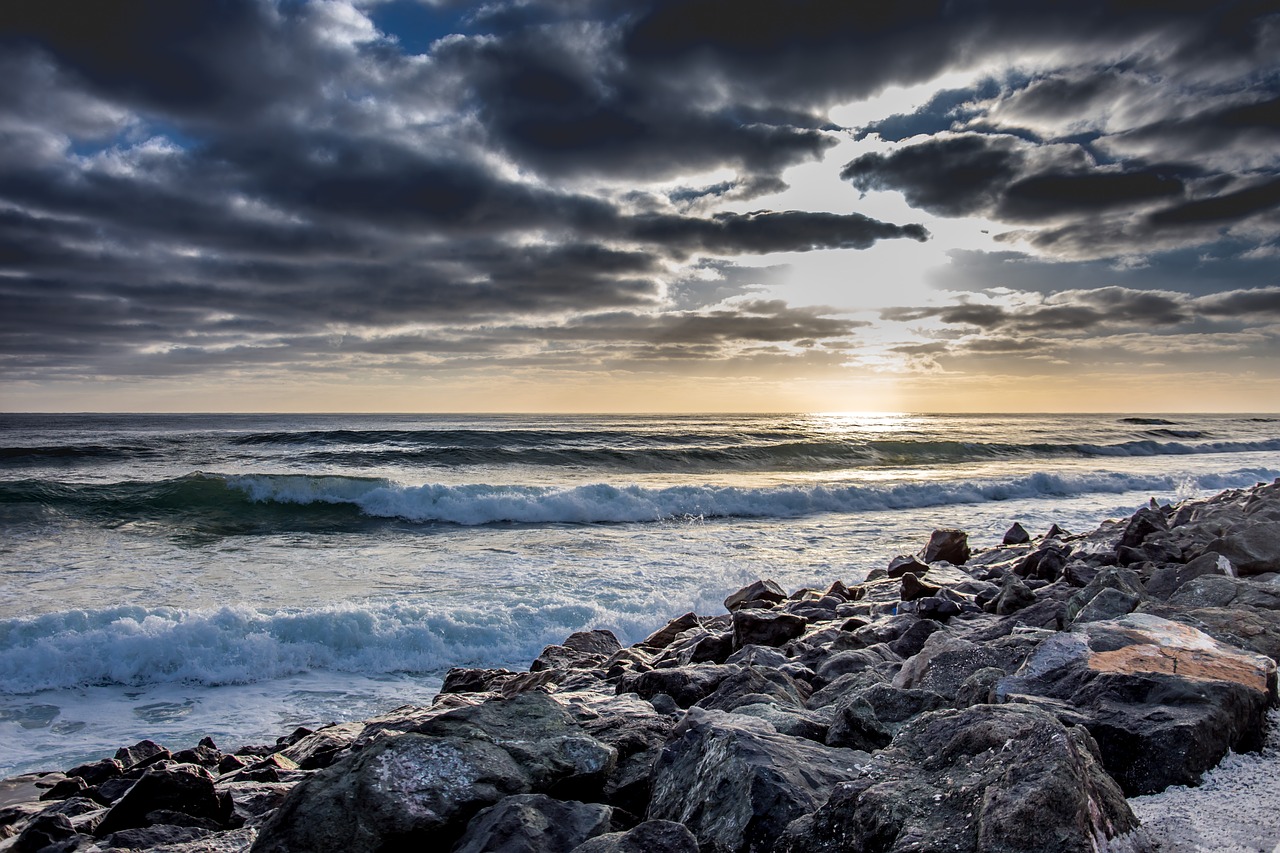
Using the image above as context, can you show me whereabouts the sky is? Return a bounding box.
[1,0,1278,413]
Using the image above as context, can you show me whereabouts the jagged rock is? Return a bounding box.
[172,745,222,769]
[993,574,1037,614]
[885,555,930,578]
[651,628,733,667]
[731,609,807,649]
[39,777,87,801]
[693,665,806,712]
[898,572,940,601]
[725,645,789,668]
[1064,566,1145,623]
[220,781,293,823]
[275,722,362,771]
[997,613,1277,794]
[921,528,970,565]
[1167,574,1280,611]
[730,703,829,742]
[724,580,788,612]
[13,813,77,852]
[648,709,868,853]
[1145,551,1232,600]
[618,664,738,708]
[569,819,699,853]
[904,595,963,622]
[1071,587,1141,624]
[891,632,1027,700]
[251,692,615,853]
[1063,560,1100,587]
[114,740,168,770]
[639,613,702,650]
[824,683,947,751]
[1046,523,1070,538]
[812,644,900,685]
[1121,506,1170,548]
[1208,521,1280,575]
[884,618,942,658]
[778,704,1137,853]
[102,823,212,849]
[441,667,522,694]
[93,766,228,838]
[1015,543,1071,581]
[65,760,123,788]
[955,666,1006,706]
[451,794,613,853]
[1003,521,1031,545]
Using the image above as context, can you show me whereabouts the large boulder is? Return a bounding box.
[647,709,868,853]
[1208,521,1280,575]
[1144,552,1232,600]
[618,664,739,709]
[824,683,947,751]
[1167,574,1280,611]
[731,610,808,649]
[251,692,615,853]
[94,766,228,837]
[725,579,788,611]
[997,613,1277,794]
[778,704,1137,853]
[451,794,613,853]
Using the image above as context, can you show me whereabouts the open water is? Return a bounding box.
[2,412,1278,775]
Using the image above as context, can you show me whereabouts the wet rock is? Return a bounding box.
[778,704,1137,853]
[904,595,963,622]
[824,683,947,751]
[569,819,699,853]
[724,580,787,612]
[892,633,1014,700]
[94,765,227,837]
[639,613,702,651]
[1208,521,1280,575]
[276,722,362,771]
[114,741,169,771]
[14,813,76,852]
[252,692,615,852]
[885,555,930,578]
[441,667,523,695]
[65,760,123,788]
[731,609,807,649]
[1002,521,1031,545]
[451,794,612,853]
[921,528,970,565]
[218,781,293,824]
[1015,543,1071,581]
[1121,506,1170,549]
[648,709,868,853]
[39,777,87,802]
[884,618,942,658]
[1145,551,1233,600]
[955,666,1006,707]
[997,613,1277,794]
[993,574,1038,614]
[618,664,738,709]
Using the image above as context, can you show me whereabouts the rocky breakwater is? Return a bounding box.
[5,481,1280,853]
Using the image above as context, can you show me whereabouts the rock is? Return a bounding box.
[39,777,87,801]
[731,609,807,649]
[993,574,1037,614]
[725,645,789,668]
[1138,602,1280,664]
[824,683,947,751]
[1046,523,1070,538]
[569,820,699,853]
[921,528,970,565]
[1002,521,1031,545]
[885,555,930,578]
[251,692,615,852]
[724,579,787,612]
[997,613,1277,794]
[892,633,1018,699]
[562,629,623,657]
[729,703,829,742]
[1015,543,1071,581]
[219,781,294,823]
[1209,521,1280,575]
[955,666,1006,707]
[779,704,1137,853]
[693,665,806,712]
[172,745,222,769]
[275,723,362,771]
[102,824,212,849]
[648,709,868,853]
[618,664,738,708]
[1070,587,1141,624]
[442,668,522,694]
[114,740,168,770]
[451,794,612,853]
[14,813,77,852]
[1145,552,1233,600]
[65,760,123,788]
[1064,566,1145,623]
[94,766,227,837]
[651,628,733,667]
[884,618,942,658]
[905,595,962,622]
[898,572,941,601]
[1168,574,1280,611]
[639,613,702,650]
[812,644,900,685]
[1120,506,1169,548]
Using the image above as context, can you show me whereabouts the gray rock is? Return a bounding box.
[618,664,738,709]
[694,665,806,712]
[1145,551,1232,600]
[251,692,615,853]
[1168,574,1280,611]
[638,613,702,651]
[731,609,807,649]
[114,740,168,770]
[102,824,212,849]
[277,723,362,771]
[451,794,613,853]
[885,555,930,578]
[1064,566,1145,623]
[812,644,900,685]
[94,766,227,838]
[778,704,1137,853]
[993,574,1038,614]
[997,613,1276,794]
[66,760,123,788]
[569,820,699,853]
[1209,521,1280,575]
[1002,521,1031,545]
[1120,506,1169,549]
[824,683,947,751]
[648,709,868,853]
[1070,586,1141,624]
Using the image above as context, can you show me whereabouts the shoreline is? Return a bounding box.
[3,480,1280,852]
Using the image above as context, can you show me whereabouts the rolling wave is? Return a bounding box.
[5,466,1278,530]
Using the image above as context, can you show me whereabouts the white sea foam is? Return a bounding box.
[228,467,1280,525]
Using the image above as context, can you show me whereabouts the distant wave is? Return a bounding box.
[1119,417,1178,425]
[4,466,1278,531]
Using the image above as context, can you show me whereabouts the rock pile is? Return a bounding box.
[4,481,1280,852]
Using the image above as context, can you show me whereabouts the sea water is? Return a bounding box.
[2,412,1278,775]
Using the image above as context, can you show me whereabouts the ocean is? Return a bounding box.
[2,412,1279,776]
